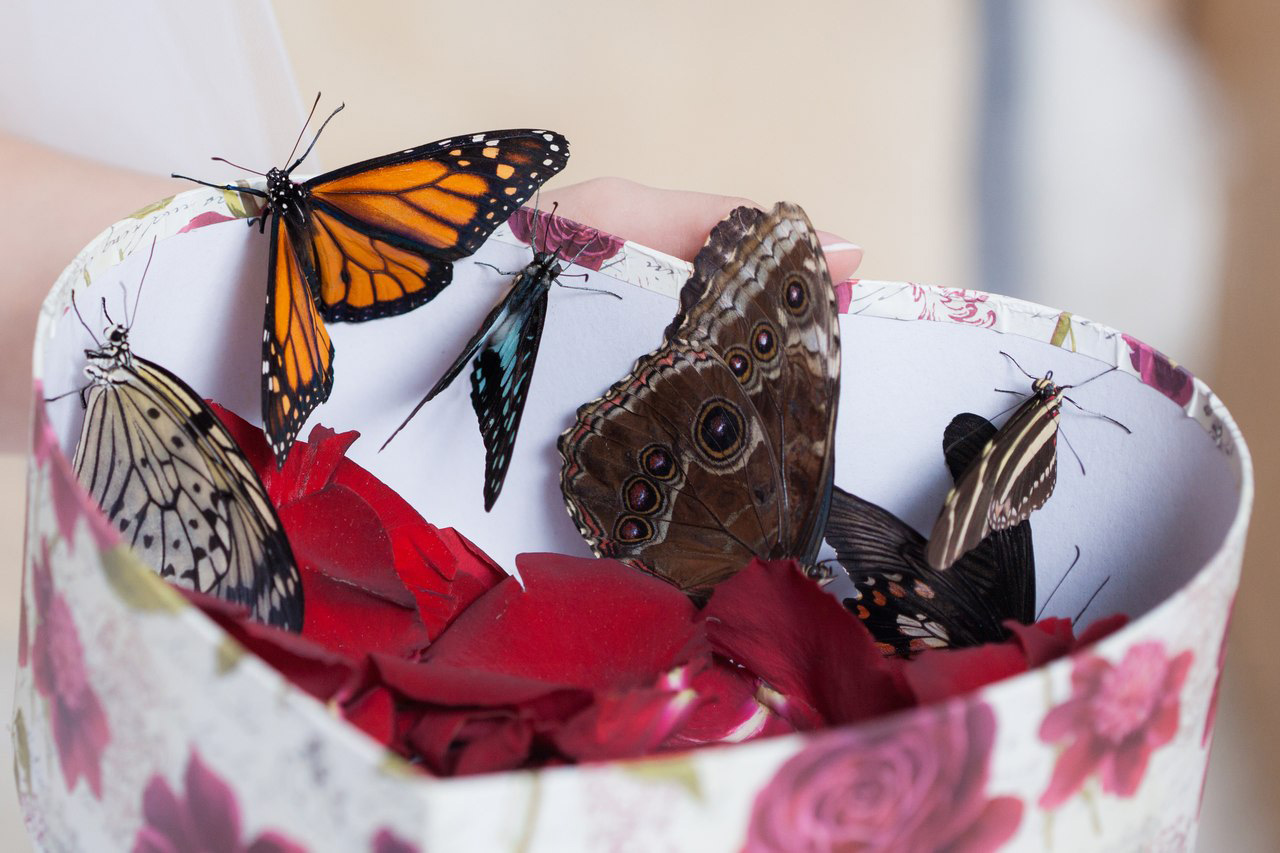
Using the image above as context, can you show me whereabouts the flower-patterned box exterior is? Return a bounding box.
[15,189,1250,851]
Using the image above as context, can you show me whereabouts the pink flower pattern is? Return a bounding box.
[1122,334,1194,407]
[508,207,625,271]
[1039,642,1193,808]
[30,536,110,799]
[745,700,1022,852]
[910,285,997,327]
[133,750,306,853]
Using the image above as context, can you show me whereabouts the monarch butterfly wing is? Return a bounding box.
[72,357,303,630]
[469,285,549,511]
[264,214,335,466]
[304,129,570,322]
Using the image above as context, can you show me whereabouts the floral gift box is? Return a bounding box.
[15,188,1249,851]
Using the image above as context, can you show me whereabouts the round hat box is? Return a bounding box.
[15,188,1249,850]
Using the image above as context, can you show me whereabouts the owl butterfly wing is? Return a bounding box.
[560,340,785,594]
[304,130,570,322]
[264,215,334,466]
[667,203,839,563]
[72,357,303,631]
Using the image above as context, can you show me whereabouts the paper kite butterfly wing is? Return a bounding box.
[926,384,1060,570]
[470,279,551,511]
[667,203,840,563]
[304,130,570,323]
[559,202,840,594]
[73,344,303,631]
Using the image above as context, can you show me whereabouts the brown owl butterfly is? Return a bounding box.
[558,202,840,595]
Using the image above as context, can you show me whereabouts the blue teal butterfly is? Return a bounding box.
[383,209,618,510]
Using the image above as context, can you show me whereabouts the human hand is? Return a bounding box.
[541,177,863,284]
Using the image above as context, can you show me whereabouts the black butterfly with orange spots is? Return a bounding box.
[176,103,569,466]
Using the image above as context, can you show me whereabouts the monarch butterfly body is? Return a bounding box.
[175,102,570,465]
[70,288,303,631]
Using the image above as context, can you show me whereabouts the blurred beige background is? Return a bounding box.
[1,0,1276,848]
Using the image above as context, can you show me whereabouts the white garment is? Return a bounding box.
[0,0,307,180]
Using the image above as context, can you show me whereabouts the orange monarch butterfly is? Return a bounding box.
[175,99,570,466]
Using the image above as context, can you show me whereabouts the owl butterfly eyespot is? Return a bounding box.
[67,261,303,631]
[174,97,570,467]
[559,202,840,595]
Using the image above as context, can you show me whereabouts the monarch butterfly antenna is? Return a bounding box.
[170,173,268,198]
[998,351,1040,382]
[286,92,323,167]
[1062,395,1132,435]
[1062,363,1120,391]
[210,156,267,177]
[1036,545,1082,620]
[70,291,100,346]
[288,101,345,174]
[1072,575,1110,627]
[129,237,158,331]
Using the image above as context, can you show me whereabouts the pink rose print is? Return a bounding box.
[32,382,118,553]
[910,285,997,327]
[371,828,420,853]
[1039,642,1193,808]
[1122,334,1194,407]
[508,207,625,271]
[133,750,306,853]
[30,537,110,799]
[745,701,1022,852]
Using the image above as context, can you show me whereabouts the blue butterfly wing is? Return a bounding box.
[470,286,549,511]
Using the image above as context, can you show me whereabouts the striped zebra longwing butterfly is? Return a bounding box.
[827,412,1036,656]
[925,353,1127,570]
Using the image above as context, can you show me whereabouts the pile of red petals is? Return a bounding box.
[188,406,1126,777]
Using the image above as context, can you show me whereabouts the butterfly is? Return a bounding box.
[382,206,617,511]
[68,263,303,631]
[825,413,1036,657]
[559,202,840,595]
[174,100,570,466]
[925,354,1127,570]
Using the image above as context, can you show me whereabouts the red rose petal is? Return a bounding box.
[903,643,1029,706]
[180,588,362,701]
[424,554,706,692]
[666,660,795,747]
[702,559,910,728]
[343,687,397,746]
[554,685,699,762]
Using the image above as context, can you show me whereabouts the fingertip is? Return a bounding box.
[818,231,863,283]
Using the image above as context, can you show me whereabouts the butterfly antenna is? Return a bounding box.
[556,281,622,300]
[128,237,158,331]
[474,260,519,277]
[210,156,267,177]
[1058,425,1088,476]
[69,291,100,345]
[999,351,1041,382]
[286,92,323,168]
[289,101,345,174]
[597,255,625,274]
[100,296,114,327]
[1036,545,1082,620]
[1063,395,1132,434]
[1062,363,1119,391]
[1072,575,1110,627]
[169,173,267,198]
[529,188,543,254]
[43,387,84,404]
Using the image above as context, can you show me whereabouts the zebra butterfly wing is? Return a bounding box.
[926,379,1061,570]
